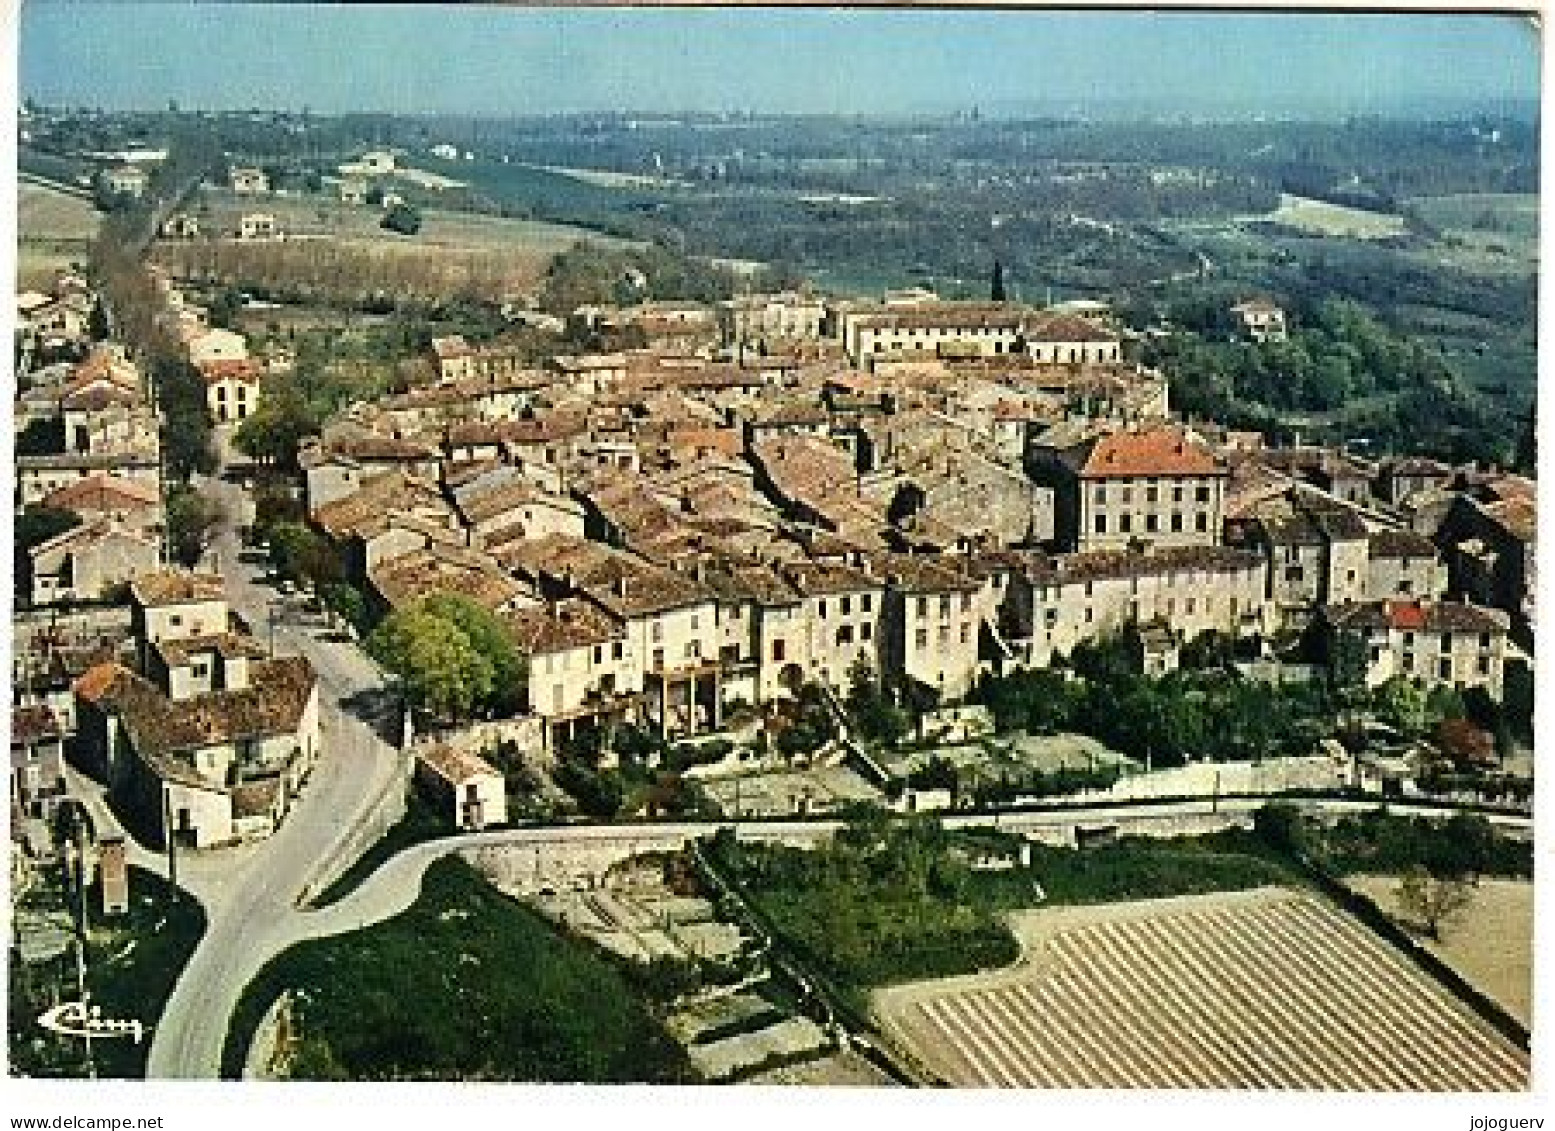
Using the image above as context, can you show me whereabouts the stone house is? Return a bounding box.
[72,652,320,849]
[28,522,162,607]
[1229,298,1288,343]
[11,704,67,824]
[198,358,264,422]
[1004,546,1270,668]
[1035,424,1227,553]
[1320,598,1511,700]
[415,744,507,830]
[1366,529,1448,603]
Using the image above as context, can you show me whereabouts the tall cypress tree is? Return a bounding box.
[991,260,1007,302]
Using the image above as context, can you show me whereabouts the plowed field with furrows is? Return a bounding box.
[897,893,1527,1091]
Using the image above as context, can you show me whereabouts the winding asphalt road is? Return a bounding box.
[144,455,409,1079]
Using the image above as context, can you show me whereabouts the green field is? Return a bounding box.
[1411,193,1539,241]
[222,858,690,1082]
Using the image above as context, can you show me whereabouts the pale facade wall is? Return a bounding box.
[529,638,641,720]
[1361,625,1507,699]
[305,462,365,515]
[141,598,229,644]
[1022,563,1268,667]
[892,588,981,699]
[1026,339,1122,364]
[633,602,718,681]
[754,603,810,701]
[849,320,1022,364]
[208,378,259,423]
[1080,474,1225,552]
[798,587,884,692]
[18,462,160,505]
[164,781,233,849]
[32,534,160,605]
[1367,554,1448,603]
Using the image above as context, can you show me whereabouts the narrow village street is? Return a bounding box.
[144,440,410,1079]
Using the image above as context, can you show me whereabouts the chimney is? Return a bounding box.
[99,837,128,916]
[615,575,629,598]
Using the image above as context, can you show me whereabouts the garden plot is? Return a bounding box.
[668,990,783,1045]
[699,764,882,818]
[686,1015,830,1081]
[524,882,750,965]
[746,1050,897,1086]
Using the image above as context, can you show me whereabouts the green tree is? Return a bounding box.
[845,656,908,746]
[16,417,65,456]
[421,594,527,715]
[1374,676,1430,738]
[321,582,370,636]
[166,487,227,568]
[288,1035,350,1081]
[1254,802,1308,858]
[367,605,493,721]
[1328,628,1370,710]
[233,388,319,469]
[266,522,342,591]
[1396,866,1474,942]
[990,260,1007,302]
[381,202,422,236]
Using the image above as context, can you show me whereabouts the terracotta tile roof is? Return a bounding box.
[1482,496,1536,544]
[231,778,282,819]
[780,560,880,598]
[872,552,982,594]
[18,451,159,472]
[1326,599,1510,635]
[431,335,474,360]
[154,633,268,667]
[1021,311,1121,343]
[60,382,142,412]
[130,571,226,607]
[750,400,830,428]
[417,743,500,786]
[1023,545,1264,586]
[369,546,526,612]
[1073,426,1223,479]
[72,661,134,704]
[456,481,549,526]
[1249,492,1368,545]
[504,599,624,654]
[1386,457,1454,478]
[313,473,452,538]
[196,359,263,386]
[42,474,161,515]
[81,655,317,760]
[848,301,1027,331]
[328,435,439,462]
[691,560,802,607]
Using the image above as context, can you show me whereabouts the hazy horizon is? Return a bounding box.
[19,5,1541,120]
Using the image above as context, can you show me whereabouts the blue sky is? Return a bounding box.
[19,5,1540,117]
